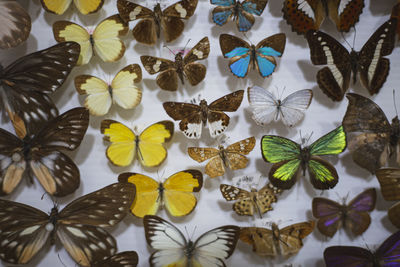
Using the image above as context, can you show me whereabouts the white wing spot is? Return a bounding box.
[367,37,384,85]
[175,4,187,18]
[129,6,142,20]
[193,48,203,59]
[153,60,162,72]
[297,0,315,20]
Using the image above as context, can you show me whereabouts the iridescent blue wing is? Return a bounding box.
[219,34,251,78]
[376,231,400,266]
[242,0,268,15]
[255,33,286,77]
[211,0,235,26]
[237,0,268,31]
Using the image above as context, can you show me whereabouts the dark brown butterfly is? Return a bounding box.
[91,251,138,267]
[342,93,400,173]
[0,42,80,134]
[0,183,135,266]
[163,90,244,139]
[141,37,210,91]
[306,19,396,101]
[376,168,400,228]
[0,107,89,197]
[117,0,198,45]
[312,188,376,237]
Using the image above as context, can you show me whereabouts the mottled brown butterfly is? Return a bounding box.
[376,168,400,228]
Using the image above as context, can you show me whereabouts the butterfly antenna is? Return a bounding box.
[393,90,399,117]
[352,27,357,49]
[183,39,191,52]
[163,45,175,56]
[57,254,67,267]
[340,32,353,51]
[306,132,314,145]
[242,33,252,45]
[190,226,197,241]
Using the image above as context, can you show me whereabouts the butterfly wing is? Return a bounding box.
[220,184,254,216]
[211,0,235,27]
[312,197,343,237]
[183,37,210,86]
[74,0,104,14]
[111,64,142,110]
[236,0,268,32]
[278,221,315,256]
[282,0,323,35]
[41,0,72,14]
[255,33,286,78]
[280,89,313,127]
[219,34,252,78]
[324,246,374,267]
[92,251,139,267]
[247,86,279,125]
[187,147,223,178]
[255,183,281,215]
[224,137,256,170]
[376,168,400,228]
[375,230,400,265]
[141,56,178,91]
[163,102,202,139]
[327,0,364,32]
[239,227,276,256]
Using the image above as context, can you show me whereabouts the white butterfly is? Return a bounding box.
[247,86,313,127]
[144,215,239,267]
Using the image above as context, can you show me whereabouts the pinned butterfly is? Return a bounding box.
[41,0,104,15]
[376,168,400,228]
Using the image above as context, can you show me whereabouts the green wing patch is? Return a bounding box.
[309,126,347,156]
[261,135,300,163]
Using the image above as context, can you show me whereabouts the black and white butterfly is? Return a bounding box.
[0,183,135,266]
[306,18,396,101]
[144,215,240,267]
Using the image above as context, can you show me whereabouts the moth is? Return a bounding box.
[117,0,198,45]
[91,251,138,267]
[220,182,281,218]
[41,0,104,15]
[144,215,240,267]
[0,183,135,266]
[220,33,286,78]
[141,36,210,91]
[0,107,89,197]
[188,136,256,178]
[376,168,400,228]
[163,90,244,139]
[312,188,376,237]
[342,93,400,173]
[306,19,396,101]
[240,221,315,257]
[282,0,364,35]
[211,0,268,32]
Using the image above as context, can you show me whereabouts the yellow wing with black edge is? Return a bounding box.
[41,0,104,15]
[111,64,142,110]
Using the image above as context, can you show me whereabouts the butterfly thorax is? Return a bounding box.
[89,34,95,48]
[22,138,32,161]
[199,100,208,125]
[153,4,162,38]
[390,116,400,150]
[158,182,165,203]
[184,240,195,260]
[48,206,59,244]
[219,145,229,167]
[232,2,241,20]
[250,44,256,69]
[175,53,185,84]
[349,50,360,84]
[300,147,311,176]
[271,223,283,254]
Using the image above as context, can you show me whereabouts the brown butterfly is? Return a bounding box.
[220,182,281,218]
[163,90,244,139]
[376,168,400,228]
[240,221,315,257]
[117,0,198,45]
[188,136,255,178]
[91,251,138,267]
[342,93,400,173]
[0,183,135,266]
[141,37,210,91]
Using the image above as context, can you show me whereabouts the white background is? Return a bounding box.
[1,0,400,266]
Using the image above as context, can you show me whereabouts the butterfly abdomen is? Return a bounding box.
[200,100,208,125]
[154,4,162,38]
[175,53,185,84]
[300,147,311,176]
[390,117,400,149]
[350,50,359,84]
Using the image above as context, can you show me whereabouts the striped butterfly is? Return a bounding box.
[0,183,135,266]
[91,251,138,267]
[41,0,104,15]
[144,215,240,267]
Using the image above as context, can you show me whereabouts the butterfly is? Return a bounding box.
[247,86,313,127]
[240,221,315,257]
[0,42,80,135]
[342,93,400,174]
[41,0,104,15]
[188,136,256,178]
[144,215,240,267]
[53,14,128,65]
[0,183,135,266]
[282,0,364,35]
[220,182,281,218]
[210,0,268,32]
[118,169,202,218]
[219,33,286,78]
[306,19,397,101]
[324,230,400,266]
[0,107,89,197]
[312,188,376,237]
[100,120,174,167]
[117,0,198,45]
[0,0,31,49]
[261,126,346,190]
[75,64,142,116]
[163,90,244,139]
[91,251,138,267]
[141,36,210,91]
[376,168,400,228]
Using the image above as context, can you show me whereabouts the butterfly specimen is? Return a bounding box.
[219,33,286,78]
[261,126,346,190]
[306,19,396,101]
[91,251,138,267]
[376,168,400,228]
[141,36,210,91]
[41,0,104,15]
[53,14,128,65]
[210,0,268,32]
[324,230,400,266]
[75,64,142,116]
[342,93,400,173]
[117,0,198,45]
[240,221,315,257]
[282,0,364,35]
[0,107,89,197]
[312,188,376,237]
[119,169,202,218]
[144,215,240,267]
[100,120,174,167]
[220,182,281,218]
[247,86,313,127]
[0,183,135,266]
[163,90,244,139]
[0,42,80,134]
[188,136,255,178]
[0,0,31,49]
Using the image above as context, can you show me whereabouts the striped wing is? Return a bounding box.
[92,251,139,267]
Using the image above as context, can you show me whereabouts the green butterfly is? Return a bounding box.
[261,126,346,190]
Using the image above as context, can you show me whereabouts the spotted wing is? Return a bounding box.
[220,184,254,216]
[163,102,202,139]
[224,136,256,170]
[188,147,223,178]
[183,37,209,86]
[327,0,365,32]
[141,56,178,91]
[255,184,281,215]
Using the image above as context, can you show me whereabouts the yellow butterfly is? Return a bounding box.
[118,170,203,218]
[41,0,104,15]
[75,64,142,116]
[100,120,174,167]
[53,14,128,65]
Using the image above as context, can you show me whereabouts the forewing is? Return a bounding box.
[280,89,313,127]
[220,184,250,201]
[225,137,255,170]
[112,64,142,110]
[312,197,342,237]
[184,36,210,64]
[324,246,374,267]
[162,0,198,19]
[188,147,220,163]
[247,85,278,125]
[376,168,400,201]
[278,221,314,256]
[209,90,244,112]
[346,188,376,235]
[117,0,154,22]
[261,135,301,163]
[141,56,175,75]
[219,33,250,56]
[92,251,139,267]
[309,126,347,156]
[239,227,276,256]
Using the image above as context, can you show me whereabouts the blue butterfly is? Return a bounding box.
[219,33,286,78]
[211,0,268,32]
